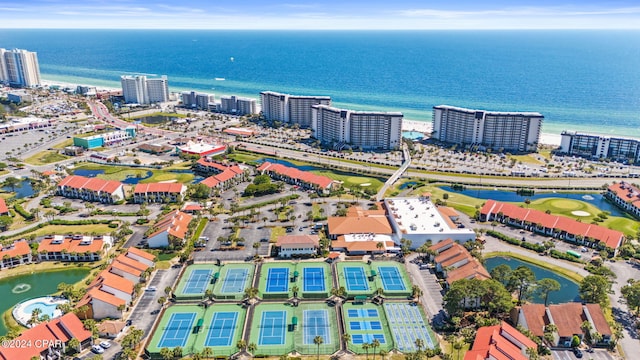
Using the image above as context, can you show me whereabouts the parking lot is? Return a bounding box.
[552,348,617,360]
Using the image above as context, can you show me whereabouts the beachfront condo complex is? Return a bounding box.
[0,48,41,87]
[311,104,403,150]
[432,105,543,153]
[260,91,331,128]
[560,131,640,163]
[121,75,169,104]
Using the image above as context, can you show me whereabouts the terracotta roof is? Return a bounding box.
[330,238,387,253]
[196,158,228,171]
[328,216,392,235]
[438,206,459,218]
[126,247,156,262]
[147,210,193,241]
[183,204,203,211]
[0,240,31,258]
[41,170,56,176]
[276,235,320,248]
[434,243,467,264]
[114,254,149,272]
[97,320,125,335]
[440,252,471,268]
[0,313,91,360]
[446,259,491,284]
[38,237,104,254]
[584,304,612,336]
[548,303,585,337]
[608,182,640,211]
[90,271,134,294]
[0,198,8,215]
[200,175,220,188]
[328,252,341,259]
[85,287,126,307]
[109,262,142,277]
[519,304,547,337]
[258,162,334,189]
[481,200,624,249]
[134,182,185,194]
[429,238,455,253]
[464,322,536,360]
[57,175,122,194]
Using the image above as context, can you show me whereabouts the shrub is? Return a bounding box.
[13,203,34,220]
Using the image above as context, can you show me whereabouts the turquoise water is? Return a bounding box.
[22,301,59,319]
[0,30,639,136]
[402,131,424,141]
[485,256,580,304]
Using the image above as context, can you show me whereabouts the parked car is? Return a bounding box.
[92,345,105,354]
[573,348,583,358]
[99,341,111,349]
[145,286,157,292]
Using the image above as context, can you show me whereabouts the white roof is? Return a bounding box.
[385,197,475,236]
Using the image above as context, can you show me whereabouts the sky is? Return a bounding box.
[1,0,640,30]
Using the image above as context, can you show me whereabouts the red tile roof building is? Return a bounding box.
[328,206,393,238]
[195,158,247,191]
[429,241,491,286]
[56,175,125,203]
[276,235,320,258]
[133,182,186,203]
[256,161,335,193]
[0,197,8,216]
[464,322,537,360]
[605,181,640,219]
[146,210,193,248]
[0,240,33,270]
[38,235,110,262]
[514,303,612,348]
[480,200,624,254]
[0,313,92,360]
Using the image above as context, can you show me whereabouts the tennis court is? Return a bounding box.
[258,311,287,345]
[221,268,249,293]
[204,311,238,347]
[349,321,382,330]
[303,267,325,292]
[303,310,331,345]
[183,269,213,294]
[342,303,393,354]
[383,302,436,351]
[379,266,406,291]
[352,334,386,344]
[265,268,289,293]
[157,312,196,348]
[344,266,368,291]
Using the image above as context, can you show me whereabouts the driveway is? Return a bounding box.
[404,253,447,326]
[552,349,618,360]
[128,268,181,338]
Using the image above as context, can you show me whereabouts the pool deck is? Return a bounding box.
[13,296,68,327]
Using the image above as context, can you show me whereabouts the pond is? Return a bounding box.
[2,179,36,199]
[439,186,626,217]
[73,169,105,177]
[258,158,325,172]
[399,181,419,190]
[121,171,153,185]
[0,268,89,335]
[485,256,580,304]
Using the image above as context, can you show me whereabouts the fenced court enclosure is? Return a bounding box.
[173,264,220,301]
[383,302,437,352]
[258,262,332,299]
[342,302,394,353]
[213,263,255,300]
[337,261,412,297]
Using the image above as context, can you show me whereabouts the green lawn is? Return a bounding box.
[269,226,286,242]
[5,224,114,242]
[508,153,545,165]
[402,184,485,217]
[73,164,194,184]
[24,150,70,165]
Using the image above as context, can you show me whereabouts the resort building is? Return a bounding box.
[0,313,92,360]
[261,91,331,128]
[223,127,257,137]
[121,75,169,104]
[559,131,640,162]
[464,321,537,360]
[195,157,247,191]
[0,48,41,87]
[0,197,8,216]
[384,196,476,249]
[220,95,257,115]
[514,303,612,348]
[146,210,193,248]
[327,206,401,255]
[480,200,625,254]
[0,240,33,270]
[77,248,154,320]
[178,140,226,157]
[72,127,136,149]
[311,104,403,150]
[0,116,53,134]
[275,235,320,258]
[256,161,335,194]
[432,105,543,153]
[181,91,214,110]
[133,182,187,203]
[57,175,125,204]
[605,182,640,218]
[37,235,112,262]
[429,239,491,286]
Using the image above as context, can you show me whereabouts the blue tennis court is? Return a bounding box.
[303,310,331,345]
[352,334,386,344]
[183,269,212,294]
[258,311,286,345]
[303,267,325,292]
[204,312,238,346]
[265,268,289,292]
[158,313,195,348]
[221,268,249,293]
[347,309,379,318]
[349,321,382,330]
[379,266,406,291]
[344,267,368,291]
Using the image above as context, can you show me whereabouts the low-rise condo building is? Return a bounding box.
[605,181,640,218]
[181,91,214,110]
[220,95,257,115]
[256,161,335,193]
[0,240,32,270]
[429,239,491,286]
[37,235,112,262]
[146,210,193,248]
[312,104,403,150]
[464,322,537,360]
[432,105,543,153]
[275,235,320,258]
[57,175,125,203]
[133,182,187,203]
[559,131,640,162]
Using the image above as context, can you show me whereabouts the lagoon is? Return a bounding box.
[485,256,580,304]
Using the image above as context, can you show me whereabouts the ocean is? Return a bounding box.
[1,29,639,137]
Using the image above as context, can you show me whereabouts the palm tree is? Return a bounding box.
[67,338,80,353]
[371,339,380,360]
[248,342,257,355]
[342,333,351,347]
[379,349,388,360]
[244,287,259,300]
[525,347,539,360]
[253,242,260,256]
[201,347,214,359]
[314,335,324,360]
[236,339,247,352]
[414,338,424,353]
[159,347,173,360]
[292,285,299,298]
[362,342,370,360]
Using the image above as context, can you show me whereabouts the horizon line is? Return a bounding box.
[2,27,640,31]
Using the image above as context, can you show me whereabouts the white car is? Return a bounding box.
[145,286,157,292]
[92,345,105,354]
[100,340,111,349]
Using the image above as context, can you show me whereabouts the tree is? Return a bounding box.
[237,339,247,352]
[292,285,299,298]
[452,338,465,360]
[3,177,21,192]
[201,347,214,359]
[342,333,351,346]
[314,335,324,360]
[253,242,260,256]
[571,335,581,348]
[67,338,80,353]
[536,278,561,306]
[160,347,173,360]
[489,264,512,286]
[244,287,259,300]
[371,338,380,360]
[621,281,640,313]
[507,266,536,304]
[362,342,370,360]
[525,347,539,360]
[579,275,611,305]
[379,349,388,360]
[248,342,257,355]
